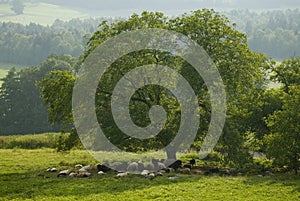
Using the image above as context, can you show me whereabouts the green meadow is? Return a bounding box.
[0,134,299,201]
[0,2,87,25]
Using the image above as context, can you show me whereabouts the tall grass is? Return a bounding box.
[0,133,65,149]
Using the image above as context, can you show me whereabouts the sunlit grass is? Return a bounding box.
[0,148,299,200]
[0,133,62,149]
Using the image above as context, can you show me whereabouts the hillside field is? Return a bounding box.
[0,2,87,25]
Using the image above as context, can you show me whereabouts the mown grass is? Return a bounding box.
[0,148,299,201]
[0,2,87,25]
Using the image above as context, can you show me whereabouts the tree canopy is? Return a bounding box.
[0,54,78,135]
[264,57,300,174]
[40,10,270,163]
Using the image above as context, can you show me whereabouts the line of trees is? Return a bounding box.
[0,9,300,67]
[0,18,114,66]
[226,9,300,59]
[0,54,79,135]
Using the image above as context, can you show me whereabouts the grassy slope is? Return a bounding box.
[0,148,299,201]
[0,2,87,26]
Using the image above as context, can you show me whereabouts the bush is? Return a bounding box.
[55,128,83,152]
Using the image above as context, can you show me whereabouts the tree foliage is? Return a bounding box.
[0,19,102,65]
[226,9,300,60]
[265,85,300,174]
[264,57,300,174]
[1,9,300,67]
[40,10,269,163]
[270,57,300,92]
[0,54,77,135]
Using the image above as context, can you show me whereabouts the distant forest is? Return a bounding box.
[226,9,300,60]
[0,18,116,66]
[0,9,299,66]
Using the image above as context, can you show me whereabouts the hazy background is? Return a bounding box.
[38,0,300,16]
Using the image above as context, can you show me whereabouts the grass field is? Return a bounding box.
[0,2,88,25]
[0,147,299,201]
[0,133,62,149]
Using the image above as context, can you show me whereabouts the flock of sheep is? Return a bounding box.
[46,158,200,179]
[45,158,274,179]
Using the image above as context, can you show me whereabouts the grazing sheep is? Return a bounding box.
[77,172,91,178]
[156,172,163,176]
[141,170,149,176]
[74,164,83,169]
[83,164,93,171]
[69,172,78,177]
[152,159,166,170]
[78,164,93,173]
[97,171,105,175]
[112,162,128,172]
[127,162,139,173]
[97,164,111,173]
[137,161,144,171]
[159,168,172,173]
[145,173,155,179]
[189,159,196,167]
[145,163,154,171]
[168,160,182,170]
[46,167,57,172]
[152,159,159,164]
[57,170,70,177]
[116,172,128,177]
[111,162,122,169]
[79,167,88,173]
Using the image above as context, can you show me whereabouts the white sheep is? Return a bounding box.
[127,162,139,173]
[117,172,128,177]
[141,169,149,176]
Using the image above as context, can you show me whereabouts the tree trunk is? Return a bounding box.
[166,149,177,160]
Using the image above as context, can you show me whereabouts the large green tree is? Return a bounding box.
[265,85,300,174]
[41,10,268,162]
[0,54,78,135]
[264,57,300,174]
